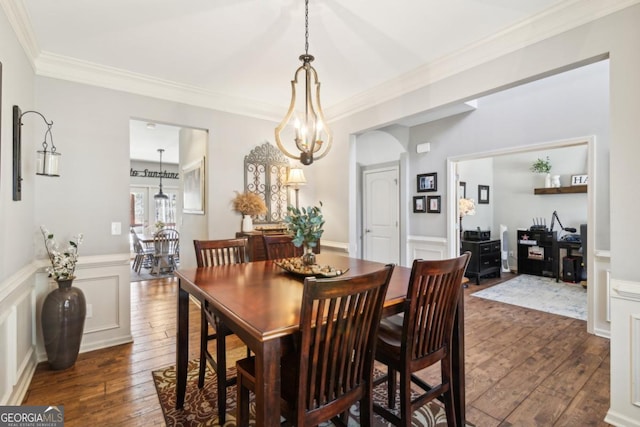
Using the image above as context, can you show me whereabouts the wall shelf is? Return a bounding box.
[534,185,587,195]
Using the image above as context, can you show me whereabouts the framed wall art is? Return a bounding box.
[478,185,490,204]
[417,172,437,192]
[427,195,441,213]
[413,196,426,213]
[183,157,205,214]
[458,181,466,199]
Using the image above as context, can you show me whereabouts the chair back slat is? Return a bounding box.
[402,253,470,362]
[154,229,179,256]
[296,265,394,423]
[263,234,302,260]
[193,238,248,267]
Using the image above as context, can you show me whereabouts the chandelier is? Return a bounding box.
[275,0,332,165]
[154,148,170,223]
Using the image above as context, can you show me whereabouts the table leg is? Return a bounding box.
[253,339,282,427]
[175,281,189,409]
[452,291,466,426]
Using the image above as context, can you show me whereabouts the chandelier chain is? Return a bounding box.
[304,0,309,55]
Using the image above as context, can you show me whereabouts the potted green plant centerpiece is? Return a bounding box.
[284,202,324,265]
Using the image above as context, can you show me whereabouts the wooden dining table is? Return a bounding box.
[174,253,467,426]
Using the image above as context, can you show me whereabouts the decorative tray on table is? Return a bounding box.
[273,258,349,278]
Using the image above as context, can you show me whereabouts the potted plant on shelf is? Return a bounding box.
[40,226,86,370]
[530,156,552,188]
[232,191,267,232]
[284,202,325,265]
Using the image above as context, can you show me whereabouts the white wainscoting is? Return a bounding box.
[406,235,448,267]
[0,262,38,405]
[606,278,640,427]
[0,254,132,405]
[592,250,611,338]
[320,239,350,255]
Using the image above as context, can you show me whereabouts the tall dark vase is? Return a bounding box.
[41,278,86,370]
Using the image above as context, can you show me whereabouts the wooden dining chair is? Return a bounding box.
[193,238,249,424]
[151,228,180,274]
[372,252,471,427]
[262,234,302,259]
[130,229,153,273]
[236,264,395,427]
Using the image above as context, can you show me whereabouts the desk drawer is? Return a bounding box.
[478,241,500,254]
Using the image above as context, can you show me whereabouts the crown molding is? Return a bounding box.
[0,0,39,70]
[34,52,283,121]
[326,0,640,121]
[4,0,639,122]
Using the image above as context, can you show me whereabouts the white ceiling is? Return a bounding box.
[4,0,630,162]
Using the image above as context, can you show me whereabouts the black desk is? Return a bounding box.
[554,240,582,282]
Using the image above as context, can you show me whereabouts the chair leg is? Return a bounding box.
[216,319,228,424]
[198,307,208,388]
[399,370,412,426]
[359,388,373,427]
[387,367,396,409]
[236,367,251,427]
[441,356,457,427]
[442,388,457,427]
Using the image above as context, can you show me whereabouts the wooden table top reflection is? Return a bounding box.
[174,253,466,427]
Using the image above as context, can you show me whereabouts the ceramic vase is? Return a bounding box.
[544,173,552,188]
[41,278,86,370]
[241,215,253,232]
[552,175,561,187]
[302,245,316,266]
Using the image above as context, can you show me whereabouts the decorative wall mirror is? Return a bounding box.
[244,142,290,223]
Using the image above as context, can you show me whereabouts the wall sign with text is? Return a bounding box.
[571,174,588,185]
[130,168,179,179]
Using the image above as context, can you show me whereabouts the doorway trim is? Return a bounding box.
[446,135,598,333]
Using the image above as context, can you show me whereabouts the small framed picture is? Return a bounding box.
[417,173,437,192]
[427,195,441,213]
[413,196,426,213]
[478,185,490,204]
[458,181,466,199]
[183,157,205,214]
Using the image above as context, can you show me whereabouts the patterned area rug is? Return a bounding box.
[472,274,587,320]
[152,360,456,426]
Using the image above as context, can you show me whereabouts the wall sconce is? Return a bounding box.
[13,105,61,200]
[286,166,307,208]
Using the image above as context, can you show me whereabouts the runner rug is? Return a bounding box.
[471,274,587,321]
[152,360,461,426]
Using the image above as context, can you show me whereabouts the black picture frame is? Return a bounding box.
[478,185,490,204]
[459,181,466,198]
[427,195,441,213]
[413,196,426,213]
[417,172,437,192]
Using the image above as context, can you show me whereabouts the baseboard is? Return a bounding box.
[605,409,640,427]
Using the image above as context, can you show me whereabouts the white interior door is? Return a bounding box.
[363,166,399,264]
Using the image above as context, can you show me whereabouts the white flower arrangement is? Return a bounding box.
[459,198,476,217]
[40,226,83,281]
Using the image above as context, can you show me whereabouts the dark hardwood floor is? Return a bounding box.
[22,272,610,426]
